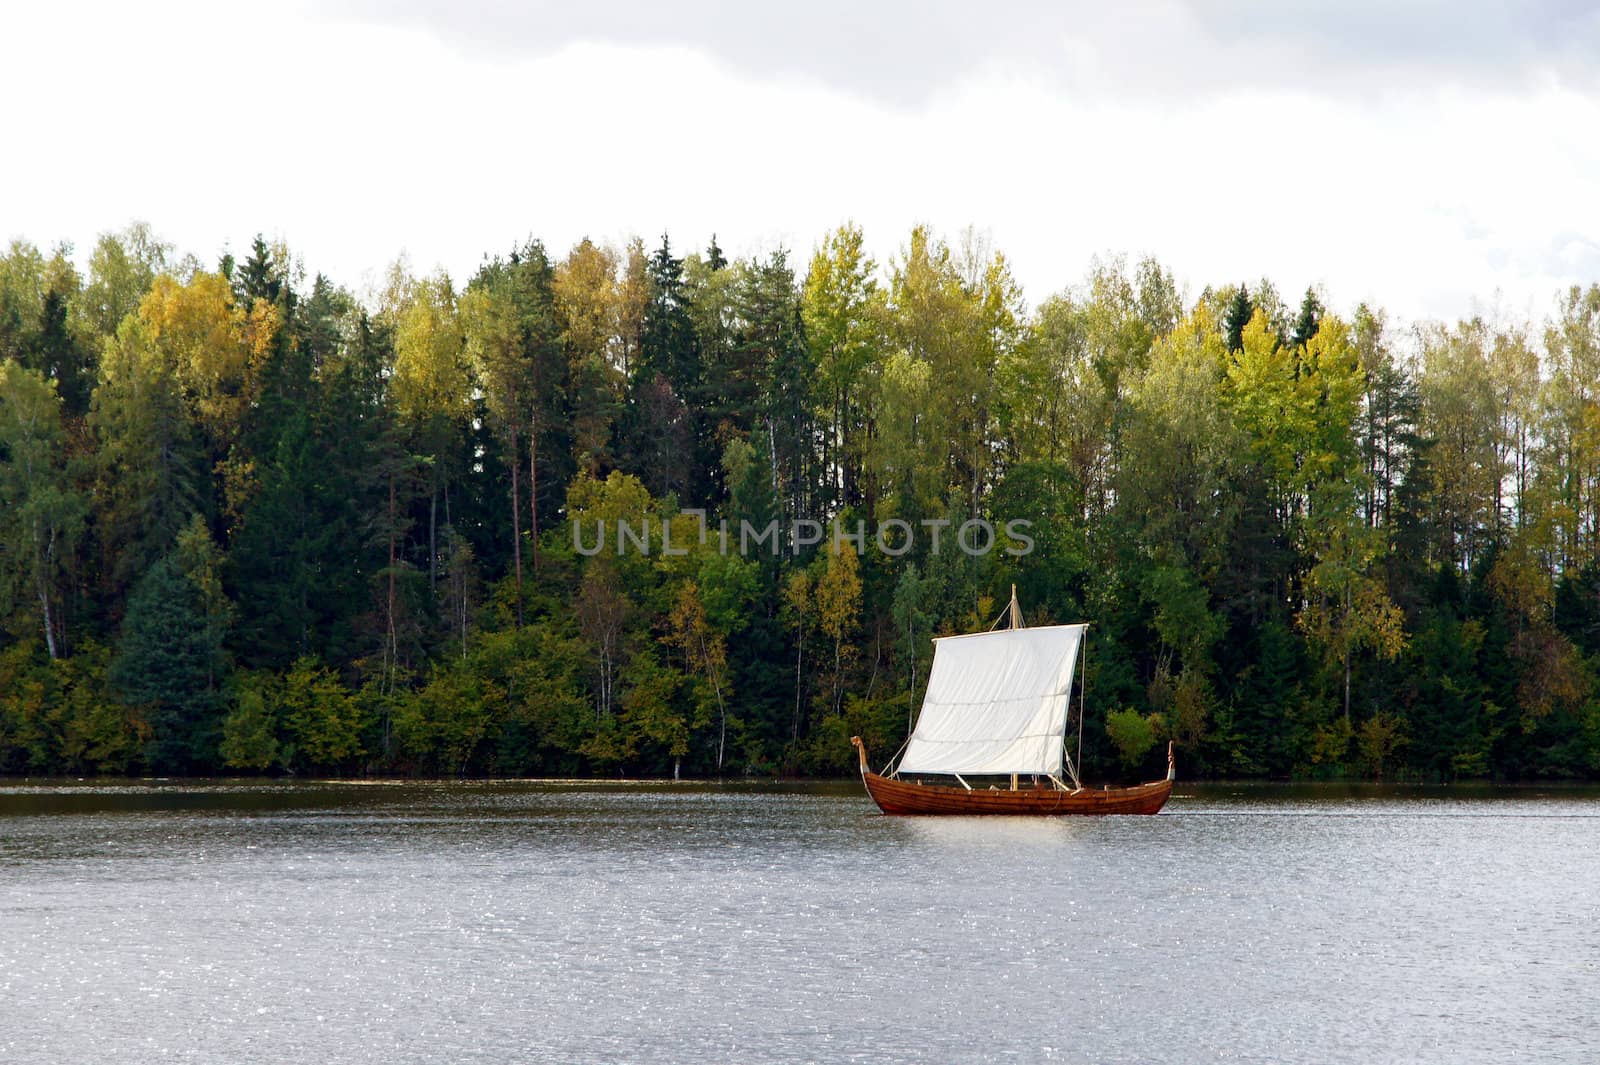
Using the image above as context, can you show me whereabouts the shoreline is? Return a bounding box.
[6,774,1600,790]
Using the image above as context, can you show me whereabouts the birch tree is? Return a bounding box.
[0,361,84,659]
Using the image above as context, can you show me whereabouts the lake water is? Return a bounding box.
[2,780,1596,1064]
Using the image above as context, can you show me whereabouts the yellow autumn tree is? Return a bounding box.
[814,541,862,717]
[668,581,730,772]
[555,239,623,476]
[390,267,469,587]
[136,271,276,447]
[391,270,467,426]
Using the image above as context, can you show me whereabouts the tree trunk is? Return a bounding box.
[387,471,398,694]
[34,517,59,661]
[1343,584,1353,724]
[767,417,783,529]
[530,411,540,575]
[833,638,844,716]
[1344,646,1352,724]
[459,571,469,661]
[598,641,612,718]
[508,419,523,627]
[701,632,727,773]
[429,482,438,590]
[37,576,58,661]
[907,622,917,734]
[792,629,805,746]
[865,627,880,700]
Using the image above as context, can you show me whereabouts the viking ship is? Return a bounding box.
[851,588,1174,816]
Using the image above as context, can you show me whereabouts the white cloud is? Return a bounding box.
[325,0,1600,104]
[1,0,1596,326]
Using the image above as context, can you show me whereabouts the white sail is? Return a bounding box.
[897,624,1086,777]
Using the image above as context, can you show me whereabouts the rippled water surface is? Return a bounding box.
[2,780,1597,1063]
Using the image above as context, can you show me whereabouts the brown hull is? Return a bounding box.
[860,770,1173,816]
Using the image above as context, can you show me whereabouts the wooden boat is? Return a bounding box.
[852,737,1173,815]
[851,588,1174,816]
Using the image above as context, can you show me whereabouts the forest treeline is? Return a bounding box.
[3,222,1600,781]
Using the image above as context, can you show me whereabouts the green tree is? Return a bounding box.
[554,239,623,477]
[220,684,280,771]
[1538,285,1600,568]
[1105,707,1161,769]
[0,360,86,659]
[281,658,363,770]
[891,563,934,734]
[620,648,688,778]
[815,543,863,718]
[803,224,881,510]
[90,315,210,595]
[463,243,567,613]
[668,581,731,772]
[83,222,172,339]
[111,533,231,771]
[390,267,469,588]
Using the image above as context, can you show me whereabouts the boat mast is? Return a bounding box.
[1076,628,1087,785]
[1010,585,1025,792]
[1060,626,1087,790]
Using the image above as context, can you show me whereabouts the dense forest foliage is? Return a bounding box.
[3,222,1600,781]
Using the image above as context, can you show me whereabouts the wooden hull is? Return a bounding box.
[859,770,1173,816]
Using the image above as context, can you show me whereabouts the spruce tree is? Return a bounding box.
[633,236,710,501]
[1222,285,1253,353]
[111,536,229,771]
[1290,287,1323,349]
[26,285,92,415]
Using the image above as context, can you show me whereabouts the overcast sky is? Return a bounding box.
[4,0,1599,324]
